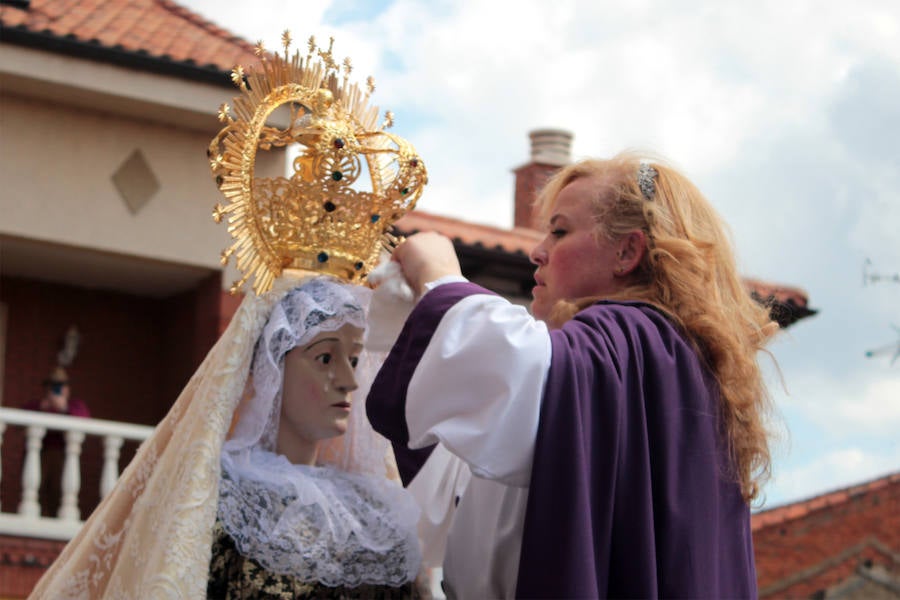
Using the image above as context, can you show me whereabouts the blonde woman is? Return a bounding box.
[368,152,777,599]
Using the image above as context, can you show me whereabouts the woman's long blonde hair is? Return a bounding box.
[537,152,778,502]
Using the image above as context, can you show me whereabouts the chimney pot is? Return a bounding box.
[513,128,574,229]
[529,128,573,166]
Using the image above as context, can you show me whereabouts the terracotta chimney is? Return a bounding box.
[513,128,573,229]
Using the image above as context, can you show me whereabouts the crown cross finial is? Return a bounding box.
[209,32,428,295]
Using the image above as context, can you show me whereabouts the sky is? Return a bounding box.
[179,0,900,509]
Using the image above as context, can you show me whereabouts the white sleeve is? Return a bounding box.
[405,293,552,487]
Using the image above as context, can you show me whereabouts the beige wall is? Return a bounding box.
[1,93,231,269]
[0,44,287,291]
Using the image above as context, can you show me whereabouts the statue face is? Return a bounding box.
[278,323,364,448]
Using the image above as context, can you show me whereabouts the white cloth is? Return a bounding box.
[365,260,417,353]
[402,291,552,599]
[410,446,529,600]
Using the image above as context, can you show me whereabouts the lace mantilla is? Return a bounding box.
[219,450,420,586]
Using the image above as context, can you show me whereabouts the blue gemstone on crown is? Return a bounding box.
[317,252,329,263]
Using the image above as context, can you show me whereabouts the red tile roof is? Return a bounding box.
[397,211,815,321]
[0,0,259,71]
[752,471,900,597]
[752,470,900,531]
[397,210,543,256]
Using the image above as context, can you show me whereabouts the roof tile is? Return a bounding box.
[0,8,27,27]
[752,470,900,532]
[396,211,543,256]
[396,213,814,314]
[1,0,260,72]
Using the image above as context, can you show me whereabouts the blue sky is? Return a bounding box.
[180,0,900,509]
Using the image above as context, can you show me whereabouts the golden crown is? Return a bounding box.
[209,32,428,295]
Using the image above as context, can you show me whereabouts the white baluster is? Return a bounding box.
[101,435,123,498]
[18,425,46,518]
[57,430,85,521]
[0,421,6,487]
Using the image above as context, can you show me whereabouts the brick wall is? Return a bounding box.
[753,474,900,598]
[158,271,224,410]
[513,162,560,229]
[0,535,67,599]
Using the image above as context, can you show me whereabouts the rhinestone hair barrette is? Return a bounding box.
[637,162,657,201]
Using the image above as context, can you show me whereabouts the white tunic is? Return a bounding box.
[402,291,553,599]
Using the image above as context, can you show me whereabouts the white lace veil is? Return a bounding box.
[28,271,420,598]
[226,278,368,456]
[218,276,421,586]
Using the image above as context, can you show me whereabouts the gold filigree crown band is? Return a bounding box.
[209,32,428,294]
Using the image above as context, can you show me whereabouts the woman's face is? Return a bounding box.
[279,323,365,446]
[529,176,623,322]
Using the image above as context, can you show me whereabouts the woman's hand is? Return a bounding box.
[392,232,463,296]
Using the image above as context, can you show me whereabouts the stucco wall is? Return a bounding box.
[0,92,286,274]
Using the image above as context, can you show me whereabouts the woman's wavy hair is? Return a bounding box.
[536,152,779,503]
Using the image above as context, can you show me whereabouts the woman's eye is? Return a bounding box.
[350,357,359,369]
[315,353,332,365]
[550,229,566,238]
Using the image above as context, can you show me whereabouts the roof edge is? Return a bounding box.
[0,24,233,88]
[753,470,900,529]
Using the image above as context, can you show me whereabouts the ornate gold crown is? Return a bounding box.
[209,32,428,294]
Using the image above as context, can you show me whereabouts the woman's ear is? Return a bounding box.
[615,230,647,276]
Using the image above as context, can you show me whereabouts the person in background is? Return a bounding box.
[27,366,90,418]
[23,366,90,517]
[368,151,779,599]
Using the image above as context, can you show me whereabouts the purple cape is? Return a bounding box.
[367,282,757,599]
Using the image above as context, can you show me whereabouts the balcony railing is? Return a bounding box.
[0,407,155,541]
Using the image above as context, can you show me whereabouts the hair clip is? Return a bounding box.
[637,162,657,201]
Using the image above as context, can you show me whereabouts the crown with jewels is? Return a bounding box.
[209,32,428,295]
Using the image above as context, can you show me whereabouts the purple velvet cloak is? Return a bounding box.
[367,282,757,599]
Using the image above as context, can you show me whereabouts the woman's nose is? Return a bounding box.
[530,240,548,266]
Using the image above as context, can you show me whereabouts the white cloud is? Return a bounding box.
[764,446,900,507]
[779,367,900,437]
[180,0,331,50]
